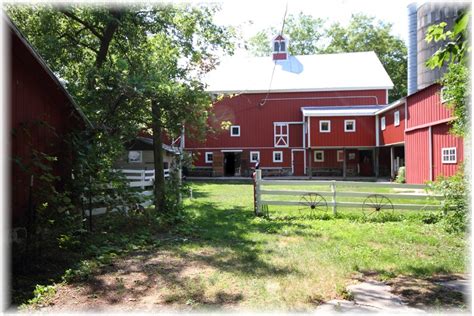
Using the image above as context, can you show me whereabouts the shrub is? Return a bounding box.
[395,167,406,183]
[428,169,468,233]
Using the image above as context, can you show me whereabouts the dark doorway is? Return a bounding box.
[359,150,374,176]
[224,152,236,176]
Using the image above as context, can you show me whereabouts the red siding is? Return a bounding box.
[406,84,453,129]
[309,116,376,147]
[186,89,387,150]
[432,124,463,179]
[405,128,430,184]
[10,26,85,225]
[379,103,405,145]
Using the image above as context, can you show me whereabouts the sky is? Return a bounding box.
[212,0,413,56]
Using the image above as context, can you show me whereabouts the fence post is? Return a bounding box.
[141,169,145,189]
[331,180,337,215]
[255,169,262,216]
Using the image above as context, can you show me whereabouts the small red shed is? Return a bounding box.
[7,18,91,227]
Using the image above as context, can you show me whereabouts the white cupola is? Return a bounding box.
[272,34,288,61]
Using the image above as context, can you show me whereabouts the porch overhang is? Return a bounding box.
[301,105,386,117]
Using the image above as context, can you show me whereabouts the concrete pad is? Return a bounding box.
[436,279,471,297]
[315,280,427,314]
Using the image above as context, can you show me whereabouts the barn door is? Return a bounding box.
[292,150,305,176]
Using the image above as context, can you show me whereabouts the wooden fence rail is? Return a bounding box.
[253,169,444,216]
[84,168,170,217]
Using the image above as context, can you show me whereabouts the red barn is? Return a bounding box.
[404,84,463,184]
[8,18,91,227]
[185,35,394,178]
[183,35,463,184]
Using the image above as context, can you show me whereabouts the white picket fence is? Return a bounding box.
[84,168,170,216]
[253,169,444,216]
[116,168,170,189]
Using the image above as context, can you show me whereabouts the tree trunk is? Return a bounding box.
[152,100,166,213]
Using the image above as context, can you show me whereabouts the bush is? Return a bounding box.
[429,169,468,233]
[395,167,406,183]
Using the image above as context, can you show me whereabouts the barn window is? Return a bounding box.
[230,125,240,137]
[314,150,324,162]
[381,117,386,130]
[274,123,289,147]
[337,150,344,162]
[128,151,142,163]
[319,120,331,133]
[205,152,213,163]
[250,151,260,163]
[344,120,356,132]
[273,151,283,163]
[394,111,400,126]
[440,86,451,104]
[441,147,457,164]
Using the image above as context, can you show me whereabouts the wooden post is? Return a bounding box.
[255,169,262,215]
[308,148,313,179]
[331,180,337,215]
[141,169,146,189]
[374,147,379,178]
[343,148,347,180]
[390,146,395,180]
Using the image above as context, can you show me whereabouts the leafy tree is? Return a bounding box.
[247,12,325,56]
[323,14,407,102]
[7,4,233,216]
[425,10,471,137]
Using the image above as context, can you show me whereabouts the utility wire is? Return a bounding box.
[259,1,288,107]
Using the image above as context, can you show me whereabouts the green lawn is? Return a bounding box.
[16,181,467,311]
[173,182,467,309]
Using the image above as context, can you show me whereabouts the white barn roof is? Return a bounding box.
[204,51,393,94]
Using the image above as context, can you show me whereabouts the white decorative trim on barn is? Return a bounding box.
[302,105,385,117]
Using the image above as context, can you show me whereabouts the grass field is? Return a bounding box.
[17,181,467,311]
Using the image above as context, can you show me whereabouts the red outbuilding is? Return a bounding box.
[404,84,463,184]
[8,18,91,227]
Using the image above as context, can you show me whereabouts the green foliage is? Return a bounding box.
[428,169,468,233]
[440,63,469,137]
[247,12,325,56]
[246,13,407,102]
[425,10,471,137]
[425,10,471,68]
[395,167,406,183]
[19,284,56,308]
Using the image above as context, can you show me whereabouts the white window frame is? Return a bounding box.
[205,151,213,163]
[337,150,344,162]
[441,147,457,164]
[273,151,283,163]
[230,125,240,137]
[394,111,400,127]
[381,117,386,131]
[314,150,324,162]
[128,151,142,163]
[440,86,451,104]
[344,120,356,132]
[250,151,260,163]
[319,120,331,133]
[274,123,289,147]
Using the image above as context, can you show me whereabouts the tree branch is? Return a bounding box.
[61,9,104,40]
[95,9,124,68]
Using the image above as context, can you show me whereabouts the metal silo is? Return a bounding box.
[407,2,470,93]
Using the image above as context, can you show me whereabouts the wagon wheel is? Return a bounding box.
[362,194,394,217]
[298,193,328,216]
